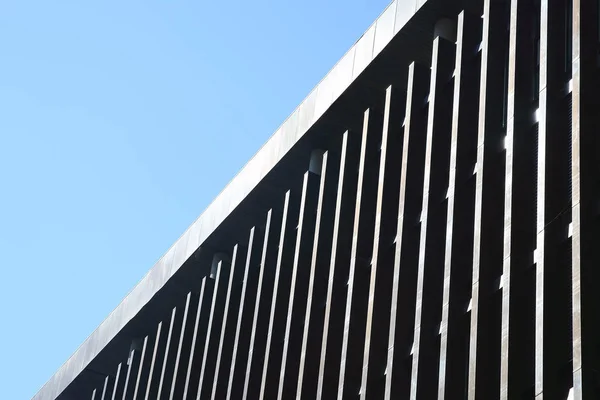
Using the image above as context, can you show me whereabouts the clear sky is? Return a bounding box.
[0,0,391,398]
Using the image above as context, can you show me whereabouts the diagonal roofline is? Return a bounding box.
[33,1,428,398]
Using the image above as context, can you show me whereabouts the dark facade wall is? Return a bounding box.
[51,0,600,399]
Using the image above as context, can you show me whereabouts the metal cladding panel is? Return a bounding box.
[297,92,317,139]
[35,0,600,399]
[374,3,398,57]
[394,0,418,33]
[315,76,335,121]
[329,48,356,106]
[352,26,376,81]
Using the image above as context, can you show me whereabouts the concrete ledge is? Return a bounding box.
[32,1,427,398]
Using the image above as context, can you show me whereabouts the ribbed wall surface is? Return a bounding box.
[51,0,600,398]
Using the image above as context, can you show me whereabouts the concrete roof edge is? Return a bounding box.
[32,1,428,398]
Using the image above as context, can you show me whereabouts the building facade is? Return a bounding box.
[35,0,600,399]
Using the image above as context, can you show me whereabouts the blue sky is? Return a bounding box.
[0,0,390,398]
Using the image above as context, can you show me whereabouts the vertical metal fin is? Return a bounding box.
[277,172,311,400]
[198,260,224,398]
[316,132,349,400]
[242,210,273,400]
[296,151,329,400]
[168,293,191,400]
[212,245,239,400]
[225,227,256,400]
[337,109,371,400]
[132,336,148,400]
[359,85,393,400]
[183,278,207,399]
